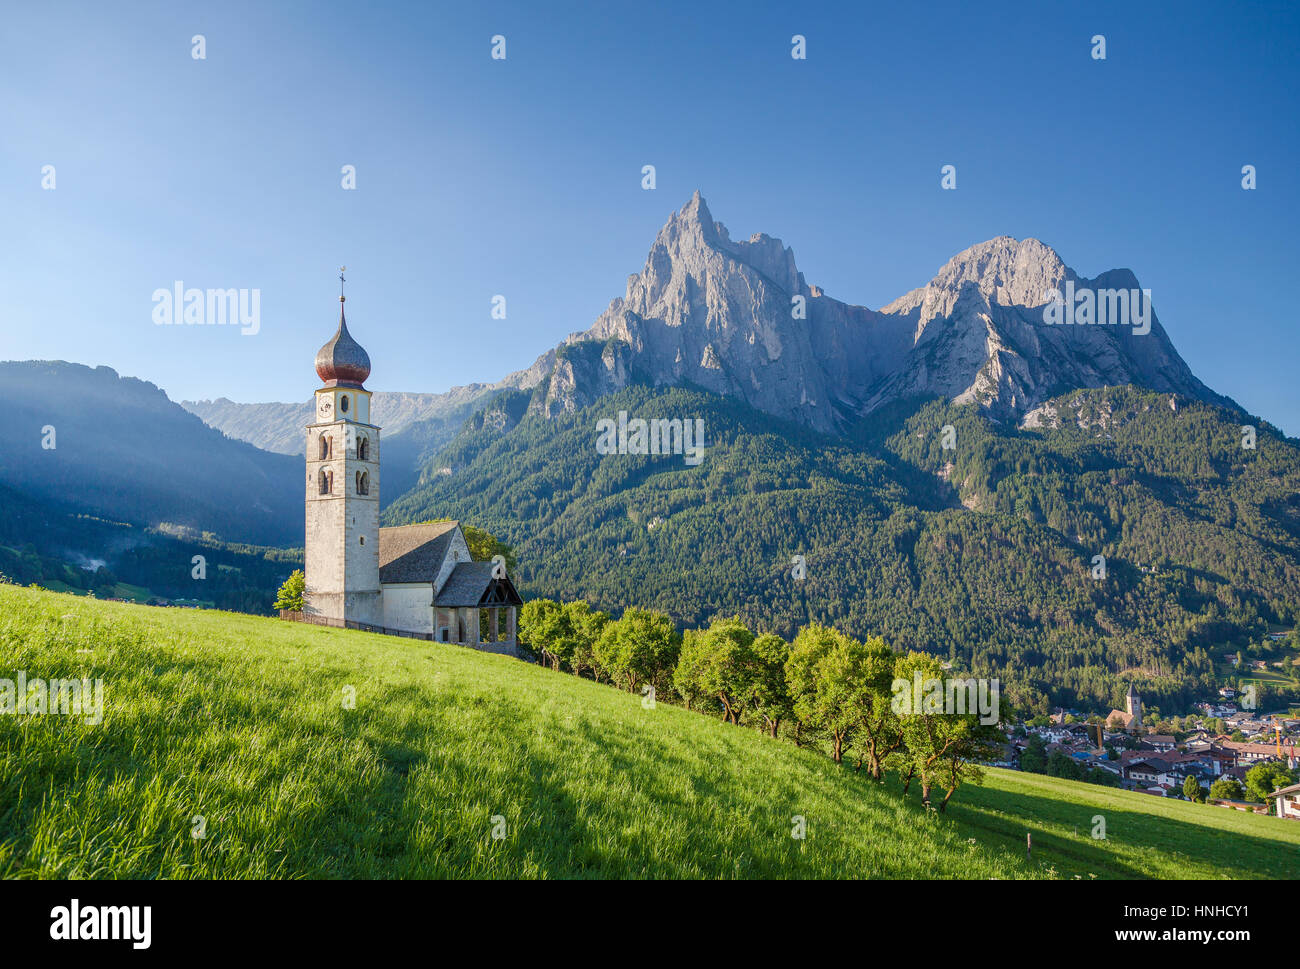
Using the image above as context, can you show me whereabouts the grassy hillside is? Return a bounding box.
[1,585,1297,879]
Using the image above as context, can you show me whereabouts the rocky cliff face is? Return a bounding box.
[523,193,1228,431]
[526,191,901,431]
[866,236,1224,421]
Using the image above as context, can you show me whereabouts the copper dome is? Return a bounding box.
[315,304,371,387]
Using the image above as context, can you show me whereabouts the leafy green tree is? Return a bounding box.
[459,524,517,574]
[1209,777,1245,801]
[1019,735,1048,774]
[894,651,1001,809]
[594,608,681,694]
[672,629,713,712]
[849,635,902,780]
[673,617,756,724]
[1086,767,1120,787]
[519,598,573,671]
[1244,762,1297,803]
[1046,750,1084,780]
[786,624,870,763]
[565,600,609,681]
[749,633,792,738]
[273,569,305,611]
[1182,775,1205,802]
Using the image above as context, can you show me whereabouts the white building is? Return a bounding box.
[1267,782,1300,820]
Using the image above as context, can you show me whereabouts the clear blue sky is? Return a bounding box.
[3,1,1297,432]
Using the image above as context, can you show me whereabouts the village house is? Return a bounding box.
[1266,782,1300,820]
[1140,734,1177,753]
[1216,739,1284,767]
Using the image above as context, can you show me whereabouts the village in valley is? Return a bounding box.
[999,675,1300,821]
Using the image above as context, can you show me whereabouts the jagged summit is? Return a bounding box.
[883,236,1070,324]
[506,194,1228,432]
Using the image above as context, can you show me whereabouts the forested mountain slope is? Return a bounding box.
[386,382,1300,714]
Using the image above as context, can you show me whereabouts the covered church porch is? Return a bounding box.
[434,562,524,656]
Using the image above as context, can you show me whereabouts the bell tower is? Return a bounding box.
[1125,683,1142,725]
[303,268,381,627]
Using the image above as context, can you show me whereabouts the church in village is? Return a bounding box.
[299,273,522,653]
[1106,683,1144,733]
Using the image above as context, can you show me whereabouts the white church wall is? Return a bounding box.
[382,584,433,635]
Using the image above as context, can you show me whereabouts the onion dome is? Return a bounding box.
[315,271,370,387]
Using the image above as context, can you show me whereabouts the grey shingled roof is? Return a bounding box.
[435,562,523,607]
[378,521,459,584]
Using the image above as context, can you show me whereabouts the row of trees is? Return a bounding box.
[520,598,1004,810]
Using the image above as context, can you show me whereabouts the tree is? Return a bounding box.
[1244,761,1297,803]
[749,633,792,738]
[518,598,573,671]
[673,617,756,724]
[565,600,609,681]
[672,629,712,712]
[785,624,870,763]
[273,569,305,611]
[1086,767,1120,787]
[894,651,1001,809]
[459,524,518,574]
[1046,750,1084,780]
[594,608,681,694]
[848,635,902,780]
[1182,775,1205,803]
[1019,735,1048,774]
[1209,777,1245,801]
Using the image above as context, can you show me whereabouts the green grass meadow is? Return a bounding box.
[1,585,1297,879]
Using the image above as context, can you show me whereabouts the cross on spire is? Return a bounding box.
[339,266,347,302]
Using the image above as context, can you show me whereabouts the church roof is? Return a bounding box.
[378,521,460,584]
[434,562,523,608]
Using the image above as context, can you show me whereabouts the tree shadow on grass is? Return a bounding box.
[938,781,1300,879]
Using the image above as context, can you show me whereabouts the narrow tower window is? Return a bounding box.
[319,434,331,460]
[318,469,331,494]
[356,470,369,495]
[340,395,349,413]
[358,437,369,461]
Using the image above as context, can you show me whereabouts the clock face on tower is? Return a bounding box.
[318,396,333,420]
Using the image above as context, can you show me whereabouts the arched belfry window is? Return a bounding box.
[356,470,369,495]
[358,437,369,461]
[318,469,332,495]
[319,434,331,460]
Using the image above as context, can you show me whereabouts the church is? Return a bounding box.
[1106,683,1144,733]
[299,273,523,654]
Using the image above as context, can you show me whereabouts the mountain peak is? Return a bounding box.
[657,190,719,247]
[531,199,1223,432]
